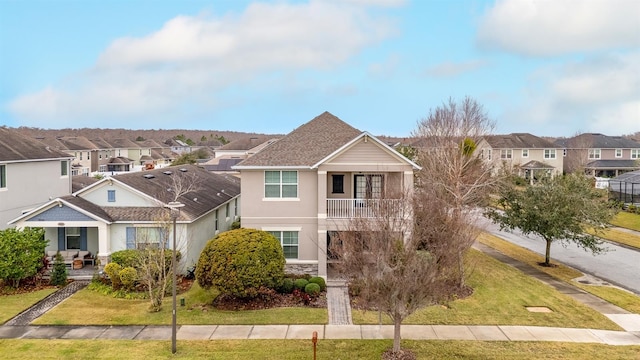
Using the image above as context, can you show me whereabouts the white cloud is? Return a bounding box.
[501,52,640,136]
[425,59,488,78]
[477,0,640,56]
[9,1,399,126]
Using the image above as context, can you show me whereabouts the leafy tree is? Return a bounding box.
[136,136,145,141]
[50,252,68,287]
[196,229,285,299]
[200,135,207,142]
[0,227,47,288]
[486,173,617,266]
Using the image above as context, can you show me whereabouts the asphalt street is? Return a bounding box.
[479,217,640,295]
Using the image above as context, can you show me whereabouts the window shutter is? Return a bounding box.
[126,227,136,249]
[80,227,87,251]
[58,228,65,250]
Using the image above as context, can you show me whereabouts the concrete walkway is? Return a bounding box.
[1,324,639,345]
[326,279,352,325]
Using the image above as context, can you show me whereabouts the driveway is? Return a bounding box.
[479,217,640,295]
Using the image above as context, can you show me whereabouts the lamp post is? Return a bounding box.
[166,201,184,354]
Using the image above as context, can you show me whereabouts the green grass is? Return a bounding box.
[587,227,640,249]
[478,233,640,314]
[610,211,640,231]
[0,288,57,324]
[352,250,621,330]
[0,339,638,360]
[34,282,327,326]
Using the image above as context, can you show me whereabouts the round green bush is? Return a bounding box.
[304,282,321,296]
[308,276,326,291]
[196,228,285,298]
[104,262,122,288]
[119,266,138,291]
[110,250,140,268]
[278,278,294,294]
[294,278,309,290]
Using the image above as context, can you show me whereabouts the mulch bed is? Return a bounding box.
[194,286,327,311]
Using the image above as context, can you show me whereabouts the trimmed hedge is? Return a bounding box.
[196,228,285,298]
[304,282,321,296]
[308,276,326,291]
[294,278,309,290]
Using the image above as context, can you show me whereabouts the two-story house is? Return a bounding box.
[0,127,74,229]
[233,112,419,278]
[476,133,563,183]
[555,133,640,177]
[10,164,240,270]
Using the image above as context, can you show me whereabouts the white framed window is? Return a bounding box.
[126,227,166,249]
[225,203,230,218]
[267,230,299,259]
[487,149,492,161]
[265,170,298,198]
[522,149,529,158]
[61,160,68,176]
[66,227,81,249]
[0,164,6,189]
[544,149,556,159]
[588,149,601,159]
[500,149,512,159]
[632,149,640,159]
[615,149,622,158]
[107,190,116,202]
[563,149,567,157]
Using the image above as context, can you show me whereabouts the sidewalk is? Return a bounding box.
[1,324,639,345]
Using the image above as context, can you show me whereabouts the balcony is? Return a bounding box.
[326,199,407,219]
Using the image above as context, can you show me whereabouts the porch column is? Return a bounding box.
[97,223,110,267]
[317,229,328,279]
[403,171,414,194]
[317,171,328,278]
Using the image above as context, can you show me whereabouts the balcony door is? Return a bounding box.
[354,174,383,201]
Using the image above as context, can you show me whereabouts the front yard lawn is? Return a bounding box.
[352,249,621,330]
[33,281,328,326]
[610,211,640,232]
[0,288,56,324]
[0,339,638,360]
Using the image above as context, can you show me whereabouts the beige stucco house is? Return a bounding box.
[233,112,420,278]
[476,133,563,182]
[9,164,240,271]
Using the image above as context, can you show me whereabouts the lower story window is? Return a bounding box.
[267,231,298,259]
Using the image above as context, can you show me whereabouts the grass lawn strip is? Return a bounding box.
[0,339,638,359]
[610,212,640,232]
[586,227,640,249]
[0,288,56,324]
[352,250,620,330]
[34,282,327,326]
[478,233,640,315]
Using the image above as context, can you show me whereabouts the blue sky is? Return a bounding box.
[1,0,638,137]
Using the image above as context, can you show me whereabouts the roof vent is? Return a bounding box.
[143,174,155,179]
[163,171,172,175]
[179,168,188,172]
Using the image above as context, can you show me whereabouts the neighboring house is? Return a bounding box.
[214,136,278,159]
[9,164,241,271]
[555,133,640,177]
[0,127,74,229]
[476,133,563,182]
[233,112,419,278]
[34,135,95,176]
[108,138,150,167]
[165,138,192,155]
[88,137,117,173]
[136,139,171,168]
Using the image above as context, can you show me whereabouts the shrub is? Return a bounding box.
[231,218,241,230]
[304,282,321,296]
[292,289,312,305]
[49,252,67,287]
[294,278,309,290]
[278,278,294,294]
[196,228,285,298]
[308,276,326,291]
[104,262,122,289]
[119,267,138,291]
[110,250,140,269]
[0,227,47,288]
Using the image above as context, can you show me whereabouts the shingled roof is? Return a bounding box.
[483,133,557,149]
[0,127,72,162]
[556,133,640,149]
[111,164,240,222]
[235,112,362,167]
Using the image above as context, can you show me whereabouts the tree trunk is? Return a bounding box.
[393,317,402,353]
[544,239,552,266]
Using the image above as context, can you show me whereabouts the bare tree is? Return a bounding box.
[412,96,499,288]
[330,194,450,357]
[563,132,593,175]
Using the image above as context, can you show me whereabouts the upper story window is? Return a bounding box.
[0,164,6,188]
[61,160,68,176]
[265,170,298,198]
[332,174,344,194]
[487,149,492,161]
[522,149,529,158]
[588,149,601,159]
[87,152,90,160]
[79,152,83,160]
[632,149,640,159]
[563,149,567,157]
[107,190,116,202]
[500,149,512,159]
[615,149,622,158]
[544,149,556,159]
